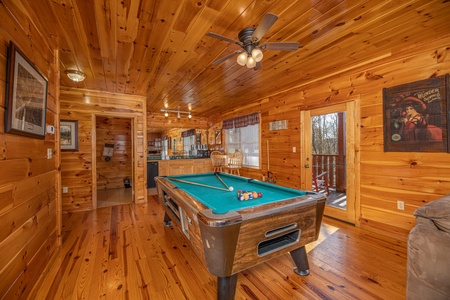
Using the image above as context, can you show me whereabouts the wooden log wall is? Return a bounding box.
[147,113,208,131]
[60,88,146,212]
[147,113,209,154]
[0,1,59,298]
[161,128,209,155]
[147,132,161,145]
[205,35,450,239]
[96,117,132,190]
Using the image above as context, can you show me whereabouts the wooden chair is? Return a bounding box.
[210,151,225,172]
[225,151,243,176]
[312,171,330,196]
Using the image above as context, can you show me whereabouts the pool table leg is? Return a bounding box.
[217,274,238,300]
[290,246,310,276]
[163,212,172,226]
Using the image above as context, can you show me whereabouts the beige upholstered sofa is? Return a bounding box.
[407,195,450,299]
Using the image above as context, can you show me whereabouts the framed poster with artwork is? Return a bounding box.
[383,74,449,152]
[4,41,48,139]
[60,120,78,151]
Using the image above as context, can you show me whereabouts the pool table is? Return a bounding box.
[155,172,326,300]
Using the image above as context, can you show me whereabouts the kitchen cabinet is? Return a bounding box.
[154,159,212,177]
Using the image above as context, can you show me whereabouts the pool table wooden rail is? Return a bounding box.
[155,174,326,299]
[199,195,324,277]
[156,177,209,265]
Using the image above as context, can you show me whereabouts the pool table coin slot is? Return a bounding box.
[257,230,300,256]
[265,223,297,238]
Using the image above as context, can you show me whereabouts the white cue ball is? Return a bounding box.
[229,186,234,191]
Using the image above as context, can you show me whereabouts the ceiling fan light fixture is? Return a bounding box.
[251,48,263,62]
[237,52,248,66]
[164,111,168,117]
[206,13,299,70]
[246,56,256,68]
[66,69,86,82]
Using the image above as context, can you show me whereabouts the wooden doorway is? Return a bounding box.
[92,113,136,208]
[301,101,360,224]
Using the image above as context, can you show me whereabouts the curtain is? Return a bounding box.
[222,112,260,129]
[181,129,195,137]
[222,118,234,129]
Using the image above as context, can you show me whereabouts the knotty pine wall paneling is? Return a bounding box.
[60,88,146,213]
[147,113,208,131]
[147,113,209,155]
[96,117,132,190]
[0,1,59,298]
[205,36,450,239]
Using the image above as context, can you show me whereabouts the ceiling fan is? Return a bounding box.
[206,13,299,70]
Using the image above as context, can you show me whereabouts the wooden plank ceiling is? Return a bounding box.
[5,0,450,119]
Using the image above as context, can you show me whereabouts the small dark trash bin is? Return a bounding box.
[123,177,131,188]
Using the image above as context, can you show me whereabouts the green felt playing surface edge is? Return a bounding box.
[167,172,307,214]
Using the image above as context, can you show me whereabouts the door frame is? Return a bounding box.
[91,112,137,209]
[300,100,360,225]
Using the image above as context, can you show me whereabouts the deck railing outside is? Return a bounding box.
[312,154,345,189]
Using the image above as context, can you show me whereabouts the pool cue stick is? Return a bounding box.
[215,173,229,189]
[169,178,230,192]
[267,140,270,181]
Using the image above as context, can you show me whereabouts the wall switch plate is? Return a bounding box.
[397,200,404,210]
[46,125,55,134]
[47,148,52,159]
[293,147,296,153]
[63,187,68,193]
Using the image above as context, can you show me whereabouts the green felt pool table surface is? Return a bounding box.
[166,172,308,214]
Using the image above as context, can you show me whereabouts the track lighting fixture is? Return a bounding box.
[161,106,192,119]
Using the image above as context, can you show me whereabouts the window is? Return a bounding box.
[225,123,260,167]
[162,139,169,156]
[183,135,195,153]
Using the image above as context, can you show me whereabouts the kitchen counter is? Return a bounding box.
[148,158,212,176]
[147,155,209,161]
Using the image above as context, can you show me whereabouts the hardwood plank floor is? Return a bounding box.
[97,188,133,207]
[28,195,407,300]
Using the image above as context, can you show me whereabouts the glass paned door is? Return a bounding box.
[301,102,358,224]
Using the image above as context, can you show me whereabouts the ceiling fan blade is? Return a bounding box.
[251,13,278,43]
[206,32,242,46]
[254,61,262,70]
[260,42,300,51]
[212,50,243,65]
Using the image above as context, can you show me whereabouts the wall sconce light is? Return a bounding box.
[161,106,192,119]
[66,69,86,82]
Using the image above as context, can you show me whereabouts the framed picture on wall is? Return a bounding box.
[4,41,48,139]
[383,74,449,152]
[60,120,79,151]
[215,130,222,145]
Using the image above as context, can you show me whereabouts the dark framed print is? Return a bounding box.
[383,74,449,152]
[5,41,48,139]
[215,130,222,144]
[60,120,79,151]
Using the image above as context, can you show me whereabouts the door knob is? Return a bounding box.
[304,164,310,168]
